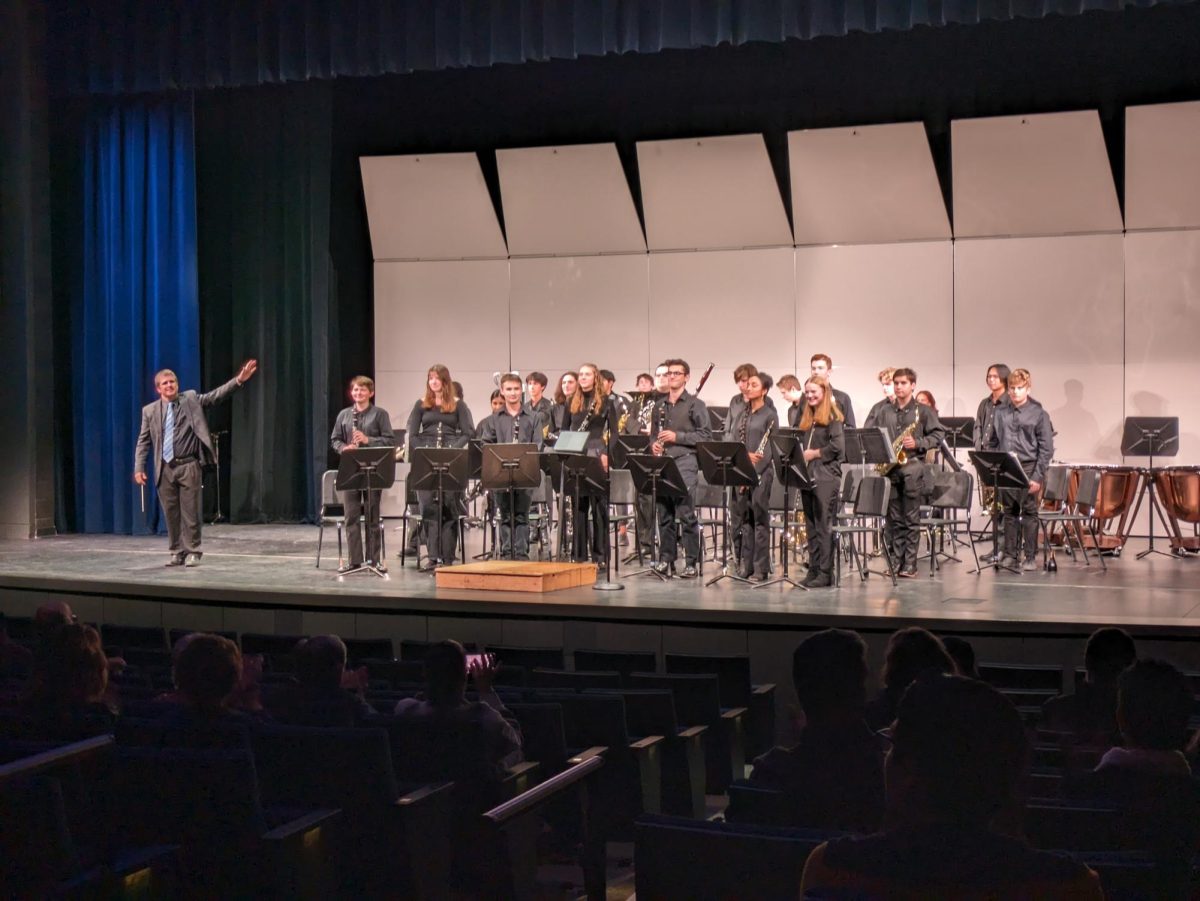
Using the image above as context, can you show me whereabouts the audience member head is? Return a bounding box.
[887,673,1028,827]
[793,629,869,723]
[424,640,469,705]
[33,600,76,645]
[28,622,108,708]
[1084,627,1136,687]
[174,633,242,712]
[882,627,955,695]
[295,635,348,692]
[1117,659,1193,752]
[940,636,979,680]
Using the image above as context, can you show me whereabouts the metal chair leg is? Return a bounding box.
[316,522,324,568]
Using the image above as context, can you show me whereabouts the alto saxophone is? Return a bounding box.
[877,408,919,475]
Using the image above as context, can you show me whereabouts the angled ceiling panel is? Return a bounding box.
[951,111,1122,238]
[496,143,645,256]
[789,122,950,244]
[636,134,793,251]
[360,153,507,261]
[1126,101,1200,230]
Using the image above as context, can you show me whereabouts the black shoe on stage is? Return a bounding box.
[679,563,699,579]
[807,573,833,588]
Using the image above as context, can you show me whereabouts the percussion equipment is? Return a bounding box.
[1155,466,1200,552]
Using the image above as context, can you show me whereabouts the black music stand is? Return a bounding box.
[623,454,687,582]
[409,447,470,571]
[541,431,588,560]
[697,441,758,586]
[708,406,729,433]
[1121,416,1181,560]
[967,450,1028,575]
[941,417,974,465]
[757,431,809,590]
[842,428,898,577]
[334,446,397,578]
[481,443,540,561]
[613,435,651,471]
[577,457,623,591]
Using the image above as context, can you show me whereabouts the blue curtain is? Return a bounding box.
[48,0,1197,96]
[74,94,199,534]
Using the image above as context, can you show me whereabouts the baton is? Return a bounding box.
[140,483,145,515]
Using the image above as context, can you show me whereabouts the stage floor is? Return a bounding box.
[1,524,1199,633]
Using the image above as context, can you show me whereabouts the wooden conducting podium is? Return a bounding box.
[435,561,597,593]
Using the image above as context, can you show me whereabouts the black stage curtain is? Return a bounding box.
[48,0,1199,97]
[195,82,338,523]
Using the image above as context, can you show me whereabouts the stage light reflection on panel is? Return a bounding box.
[789,122,950,246]
[1125,101,1200,231]
[360,153,507,261]
[636,134,793,252]
[795,242,953,418]
[374,260,511,375]
[496,144,645,257]
[951,111,1122,238]
[509,255,650,372]
[953,234,1125,465]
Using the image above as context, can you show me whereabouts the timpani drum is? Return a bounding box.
[1064,464,1138,553]
[1155,466,1200,552]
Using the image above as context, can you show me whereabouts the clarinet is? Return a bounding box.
[435,421,445,448]
[352,410,361,447]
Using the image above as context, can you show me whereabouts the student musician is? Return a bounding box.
[796,376,845,588]
[862,368,896,429]
[621,373,656,437]
[777,374,804,427]
[627,365,668,561]
[974,364,1011,453]
[474,389,503,438]
[567,363,619,563]
[992,368,1054,572]
[479,373,541,560]
[546,371,578,444]
[727,363,759,425]
[406,364,474,571]
[875,368,945,578]
[329,375,396,574]
[651,359,712,579]
[809,354,856,428]
[725,374,777,581]
[524,371,552,425]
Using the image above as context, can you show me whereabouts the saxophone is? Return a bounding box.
[877,407,919,475]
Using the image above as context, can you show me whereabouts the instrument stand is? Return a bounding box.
[697,442,758,587]
[480,443,541,561]
[409,447,470,573]
[580,457,624,592]
[1121,417,1181,560]
[756,431,808,590]
[209,430,228,523]
[334,446,397,579]
[967,451,1029,575]
[623,454,687,582]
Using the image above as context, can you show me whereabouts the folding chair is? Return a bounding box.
[315,470,345,568]
[921,469,977,575]
[1038,467,1107,571]
[831,474,896,586]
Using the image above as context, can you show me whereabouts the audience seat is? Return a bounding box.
[343,637,395,665]
[100,624,167,653]
[486,644,565,672]
[529,668,622,691]
[634,813,841,901]
[574,648,658,684]
[664,652,776,757]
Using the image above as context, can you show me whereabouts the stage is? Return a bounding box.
[0,524,1198,633]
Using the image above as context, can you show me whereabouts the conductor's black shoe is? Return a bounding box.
[679,563,699,579]
[165,555,185,567]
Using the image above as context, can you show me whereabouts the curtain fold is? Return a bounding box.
[195,82,334,523]
[49,0,1198,96]
[74,94,200,534]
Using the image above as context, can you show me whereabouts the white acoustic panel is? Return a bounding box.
[647,248,795,378]
[952,111,1122,238]
[637,134,793,251]
[1125,102,1200,230]
[795,241,953,420]
[954,235,1125,464]
[1124,230,1200,462]
[374,261,511,375]
[509,255,649,373]
[789,123,950,245]
[496,144,645,256]
[360,153,507,260]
